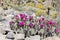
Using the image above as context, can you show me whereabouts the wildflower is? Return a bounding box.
[20,13,25,19]
[19,21,25,26]
[14,15,19,20]
[29,23,34,28]
[40,17,45,21]
[55,27,59,33]
[40,24,44,28]
[9,21,14,25]
[29,16,33,20]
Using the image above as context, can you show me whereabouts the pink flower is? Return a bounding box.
[29,16,33,20]
[55,27,59,33]
[29,23,34,28]
[23,17,28,21]
[14,15,19,20]
[9,21,14,25]
[19,21,25,26]
[41,17,44,21]
[40,24,44,28]
[39,17,45,21]
[36,20,39,25]
[20,13,26,19]
[46,20,52,25]
[47,27,50,30]
[47,27,50,32]
[52,21,57,27]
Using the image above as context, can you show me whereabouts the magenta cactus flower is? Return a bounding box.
[29,16,33,20]
[47,27,50,30]
[55,27,59,33]
[47,27,50,32]
[20,13,25,19]
[40,24,44,28]
[39,17,45,21]
[52,21,57,27]
[23,17,28,21]
[9,21,14,25]
[46,20,52,25]
[14,15,19,20]
[49,21,52,25]
[36,20,39,25]
[29,23,34,28]
[41,17,44,21]
[46,20,57,27]
[46,20,50,25]
[19,21,25,26]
